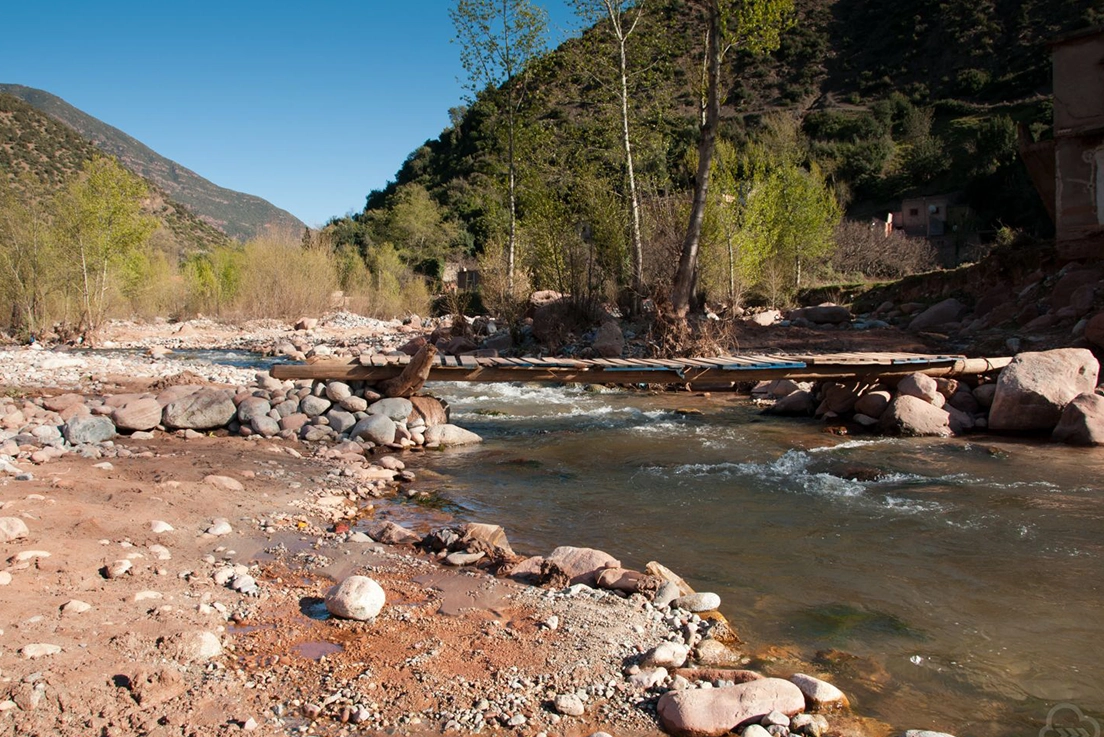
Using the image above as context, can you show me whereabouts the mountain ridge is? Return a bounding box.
[0,83,304,242]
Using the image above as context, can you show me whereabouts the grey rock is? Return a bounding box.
[250,415,280,437]
[236,397,272,424]
[325,409,357,435]
[350,414,396,445]
[339,395,368,413]
[790,714,829,737]
[63,415,116,445]
[764,391,815,417]
[368,397,414,421]
[299,395,331,418]
[653,581,682,608]
[162,389,236,430]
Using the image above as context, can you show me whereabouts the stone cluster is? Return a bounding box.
[761,347,1103,445]
[0,373,482,479]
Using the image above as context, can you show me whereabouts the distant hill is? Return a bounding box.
[0,92,230,252]
[0,83,304,241]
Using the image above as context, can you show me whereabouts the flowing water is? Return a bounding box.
[413,381,1104,737]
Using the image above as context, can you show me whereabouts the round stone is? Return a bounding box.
[325,575,385,620]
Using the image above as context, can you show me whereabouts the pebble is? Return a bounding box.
[60,599,92,614]
[743,726,772,737]
[104,559,133,578]
[20,643,62,659]
[206,518,233,536]
[149,544,171,560]
[231,574,259,595]
[134,590,163,602]
[763,710,790,727]
[791,713,829,737]
[0,571,11,586]
[150,520,174,533]
[507,714,527,727]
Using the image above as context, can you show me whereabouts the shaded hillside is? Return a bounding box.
[0,83,304,241]
[0,92,229,252]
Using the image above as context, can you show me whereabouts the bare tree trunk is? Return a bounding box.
[605,0,645,303]
[670,2,722,319]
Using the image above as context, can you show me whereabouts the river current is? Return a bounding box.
[415,381,1104,737]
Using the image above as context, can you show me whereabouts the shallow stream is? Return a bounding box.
[415,381,1104,737]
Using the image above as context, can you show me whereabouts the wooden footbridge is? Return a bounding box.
[270,351,1011,386]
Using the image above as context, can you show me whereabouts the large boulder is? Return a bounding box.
[1052,393,1104,446]
[64,415,116,445]
[988,349,1100,432]
[908,298,967,332]
[656,678,806,737]
[112,397,163,432]
[879,395,952,437]
[162,389,236,430]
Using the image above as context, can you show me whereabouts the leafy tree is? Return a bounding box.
[0,169,57,339]
[669,0,794,318]
[372,183,458,266]
[52,156,157,341]
[451,0,549,293]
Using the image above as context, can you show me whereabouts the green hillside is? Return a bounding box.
[0,92,229,252]
[0,83,304,242]
[330,0,1098,311]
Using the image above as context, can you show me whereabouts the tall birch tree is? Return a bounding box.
[572,0,648,303]
[450,0,548,294]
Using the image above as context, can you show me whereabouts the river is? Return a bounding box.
[413,381,1104,737]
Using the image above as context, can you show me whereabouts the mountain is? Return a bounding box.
[0,83,304,241]
[0,91,229,252]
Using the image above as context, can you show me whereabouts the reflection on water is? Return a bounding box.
[421,381,1104,737]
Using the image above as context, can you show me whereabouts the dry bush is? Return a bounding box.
[227,233,339,319]
[830,219,938,280]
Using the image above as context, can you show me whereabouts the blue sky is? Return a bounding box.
[2,1,578,227]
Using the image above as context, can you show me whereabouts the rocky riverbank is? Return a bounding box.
[2,316,1040,737]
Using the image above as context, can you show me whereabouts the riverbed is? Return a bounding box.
[418,381,1104,737]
